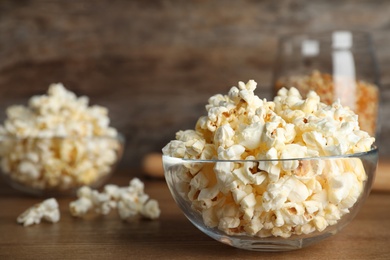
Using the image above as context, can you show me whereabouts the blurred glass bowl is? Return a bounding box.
[163,147,378,251]
[0,134,124,196]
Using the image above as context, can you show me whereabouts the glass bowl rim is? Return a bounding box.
[163,145,378,163]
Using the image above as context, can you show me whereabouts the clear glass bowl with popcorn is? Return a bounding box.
[273,31,380,137]
[0,84,124,196]
[162,80,378,251]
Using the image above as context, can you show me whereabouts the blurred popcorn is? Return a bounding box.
[0,83,122,192]
[70,178,161,221]
[17,198,60,227]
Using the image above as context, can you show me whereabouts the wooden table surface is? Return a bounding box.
[0,166,389,260]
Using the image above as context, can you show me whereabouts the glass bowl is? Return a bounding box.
[0,134,124,196]
[163,147,378,251]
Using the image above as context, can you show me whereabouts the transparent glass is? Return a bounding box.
[0,134,125,196]
[163,148,378,251]
[273,31,380,137]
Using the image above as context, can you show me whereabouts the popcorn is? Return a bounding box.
[163,80,375,238]
[140,200,161,220]
[17,198,60,227]
[69,186,116,216]
[0,83,122,192]
[70,178,161,221]
[275,70,379,136]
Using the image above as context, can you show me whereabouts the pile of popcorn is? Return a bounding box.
[163,80,374,238]
[0,84,122,191]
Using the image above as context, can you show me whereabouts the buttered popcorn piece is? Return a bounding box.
[0,83,121,191]
[17,198,60,227]
[70,178,161,221]
[163,80,375,238]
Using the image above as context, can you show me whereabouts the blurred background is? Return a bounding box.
[0,0,389,168]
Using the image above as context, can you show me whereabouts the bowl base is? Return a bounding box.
[197,223,336,251]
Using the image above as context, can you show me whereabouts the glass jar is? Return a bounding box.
[273,31,380,137]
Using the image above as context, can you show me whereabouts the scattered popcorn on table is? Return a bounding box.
[162,80,375,238]
[0,83,122,192]
[70,178,161,220]
[17,198,60,227]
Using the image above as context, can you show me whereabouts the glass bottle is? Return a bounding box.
[273,31,380,137]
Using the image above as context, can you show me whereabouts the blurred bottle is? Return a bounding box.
[273,31,380,137]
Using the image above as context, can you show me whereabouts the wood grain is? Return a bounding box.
[374,160,390,192]
[1,2,389,258]
[0,0,389,168]
[0,171,389,259]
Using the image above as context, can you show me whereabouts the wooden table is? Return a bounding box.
[0,169,389,260]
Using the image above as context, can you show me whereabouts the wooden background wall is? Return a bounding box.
[0,0,389,167]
